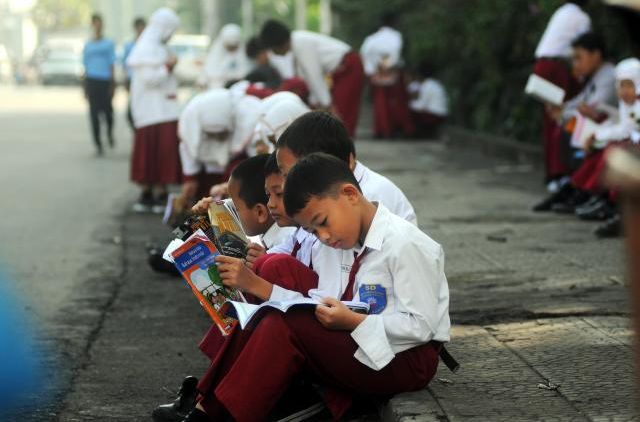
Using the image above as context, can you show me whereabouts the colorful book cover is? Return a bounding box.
[208,200,248,258]
[171,230,245,336]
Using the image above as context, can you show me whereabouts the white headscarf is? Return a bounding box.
[615,57,640,95]
[200,23,251,88]
[126,8,179,67]
[178,88,262,167]
[259,91,304,113]
[261,99,310,142]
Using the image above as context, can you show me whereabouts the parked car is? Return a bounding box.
[169,34,210,85]
[35,38,84,85]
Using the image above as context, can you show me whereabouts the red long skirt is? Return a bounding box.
[130,121,182,185]
[533,59,579,180]
[371,76,414,138]
[331,52,365,138]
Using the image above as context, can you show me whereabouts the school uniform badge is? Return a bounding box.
[359,284,387,314]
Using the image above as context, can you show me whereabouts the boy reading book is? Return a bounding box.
[183,153,450,422]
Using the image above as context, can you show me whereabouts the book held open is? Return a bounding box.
[525,74,565,106]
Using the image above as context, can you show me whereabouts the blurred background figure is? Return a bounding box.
[408,60,448,139]
[0,269,45,418]
[122,16,147,131]
[360,12,414,139]
[199,23,250,90]
[82,13,116,155]
[127,7,182,214]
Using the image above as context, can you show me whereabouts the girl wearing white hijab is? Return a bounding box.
[126,8,181,213]
[252,97,310,155]
[176,88,261,207]
[199,24,251,89]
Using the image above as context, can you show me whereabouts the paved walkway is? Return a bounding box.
[52,139,633,421]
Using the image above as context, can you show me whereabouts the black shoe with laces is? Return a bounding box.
[576,199,615,221]
[551,190,590,214]
[152,376,199,422]
[133,191,154,213]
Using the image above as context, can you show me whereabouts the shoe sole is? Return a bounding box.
[275,402,325,422]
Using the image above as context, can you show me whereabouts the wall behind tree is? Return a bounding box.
[332,0,637,143]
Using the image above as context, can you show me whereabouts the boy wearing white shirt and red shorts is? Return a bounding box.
[183,153,450,422]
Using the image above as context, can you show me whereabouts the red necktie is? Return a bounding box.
[341,249,369,301]
[290,240,302,258]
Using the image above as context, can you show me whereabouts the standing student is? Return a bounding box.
[260,19,365,137]
[409,60,449,138]
[122,17,146,131]
[244,36,282,90]
[82,13,116,155]
[533,0,591,187]
[199,24,251,90]
[360,13,414,138]
[126,8,182,213]
[183,153,450,422]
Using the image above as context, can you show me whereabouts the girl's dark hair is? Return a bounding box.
[230,154,270,208]
[276,111,354,164]
[284,153,361,216]
[260,20,291,49]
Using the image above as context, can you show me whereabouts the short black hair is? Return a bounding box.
[264,152,280,178]
[133,17,146,28]
[230,154,270,208]
[260,19,291,49]
[276,111,354,164]
[284,153,362,217]
[572,32,606,57]
[91,14,102,23]
[246,36,265,59]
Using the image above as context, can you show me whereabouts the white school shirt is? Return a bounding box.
[291,30,351,108]
[261,223,296,251]
[594,100,640,147]
[535,3,591,59]
[267,227,316,267]
[129,56,180,128]
[354,161,418,225]
[271,204,451,371]
[360,26,403,76]
[562,62,618,121]
[409,78,449,117]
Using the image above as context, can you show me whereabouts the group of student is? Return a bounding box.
[531,0,640,238]
[118,7,452,422]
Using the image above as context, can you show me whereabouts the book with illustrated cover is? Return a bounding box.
[171,229,246,335]
[207,199,249,259]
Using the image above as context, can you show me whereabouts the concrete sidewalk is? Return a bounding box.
[54,139,634,421]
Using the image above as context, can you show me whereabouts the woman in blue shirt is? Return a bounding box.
[82,14,116,155]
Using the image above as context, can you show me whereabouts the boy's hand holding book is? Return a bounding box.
[192,197,214,215]
[215,255,273,301]
[315,297,366,331]
[245,243,266,269]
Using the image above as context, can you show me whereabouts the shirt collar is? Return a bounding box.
[353,160,366,184]
[358,202,388,253]
[261,223,280,249]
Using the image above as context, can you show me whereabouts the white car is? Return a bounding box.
[169,34,210,85]
[39,51,83,85]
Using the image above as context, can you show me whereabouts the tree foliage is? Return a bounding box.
[332,0,637,142]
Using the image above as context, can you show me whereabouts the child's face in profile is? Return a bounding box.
[275,147,299,178]
[227,177,265,237]
[618,80,637,105]
[293,183,362,250]
[265,173,296,227]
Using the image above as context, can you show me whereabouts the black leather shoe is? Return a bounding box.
[152,376,199,422]
[594,214,622,238]
[148,247,181,276]
[576,199,615,221]
[181,408,211,422]
[532,185,574,212]
[575,196,604,215]
[551,190,590,214]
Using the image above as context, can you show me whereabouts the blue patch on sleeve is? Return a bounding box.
[358,284,387,314]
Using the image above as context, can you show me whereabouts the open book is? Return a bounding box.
[226,299,370,330]
[525,74,565,106]
[171,229,247,335]
[570,115,601,148]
